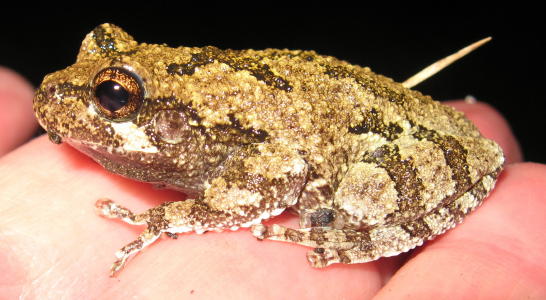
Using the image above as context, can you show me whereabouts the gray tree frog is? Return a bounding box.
[33,24,504,276]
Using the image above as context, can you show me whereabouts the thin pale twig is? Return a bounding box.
[402,37,492,89]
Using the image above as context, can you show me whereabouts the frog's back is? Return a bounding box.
[158,43,503,173]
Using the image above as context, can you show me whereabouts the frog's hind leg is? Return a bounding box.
[252,169,500,267]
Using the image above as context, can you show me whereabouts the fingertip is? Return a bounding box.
[375,162,546,299]
[445,100,523,164]
[0,67,38,156]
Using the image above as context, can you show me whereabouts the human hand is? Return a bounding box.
[1,67,545,299]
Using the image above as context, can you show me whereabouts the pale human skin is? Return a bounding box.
[1,66,545,299]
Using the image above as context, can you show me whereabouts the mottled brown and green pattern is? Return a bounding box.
[33,24,504,275]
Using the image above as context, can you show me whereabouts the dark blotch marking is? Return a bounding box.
[314,247,325,254]
[310,208,335,227]
[338,252,352,264]
[284,228,305,242]
[356,231,374,252]
[323,65,409,106]
[167,46,293,92]
[227,114,269,143]
[180,102,203,123]
[362,144,425,214]
[92,26,136,57]
[446,200,467,224]
[165,232,179,239]
[297,149,308,156]
[323,65,352,80]
[309,228,328,245]
[348,108,403,141]
[308,167,322,180]
[166,49,216,76]
[337,229,373,252]
[316,184,334,201]
[413,125,472,193]
[143,98,268,145]
[400,219,432,239]
[469,180,488,202]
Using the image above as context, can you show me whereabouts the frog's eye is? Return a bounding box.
[93,67,143,120]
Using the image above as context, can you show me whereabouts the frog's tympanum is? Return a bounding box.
[33,24,504,276]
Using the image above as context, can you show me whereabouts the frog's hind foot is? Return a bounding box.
[252,224,376,267]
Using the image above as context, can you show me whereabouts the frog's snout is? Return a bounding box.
[33,82,62,144]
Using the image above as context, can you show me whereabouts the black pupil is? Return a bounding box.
[95,80,130,112]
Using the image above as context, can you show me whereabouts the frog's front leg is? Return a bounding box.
[96,145,308,276]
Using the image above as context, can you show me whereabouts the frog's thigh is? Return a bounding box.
[296,162,400,230]
[332,161,400,228]
[253,169,499,267]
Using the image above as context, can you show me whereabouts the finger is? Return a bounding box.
[0,67,38,156]
[0,136,378,299]
[445,100,523,164]
[375,163,546,298]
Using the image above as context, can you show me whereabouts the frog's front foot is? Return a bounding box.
[95,198,147,225]
[95,198,122,218]
[95,199,164,276]
[250,223,268,240]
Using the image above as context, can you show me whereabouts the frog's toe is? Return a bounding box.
[110,255,128,277]
[251,224,289,240]
[109,227,163,276]
[251,224,268,239]
[95,198,146,225]
[95,198,119,218]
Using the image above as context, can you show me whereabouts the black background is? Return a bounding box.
[1,7,543,163]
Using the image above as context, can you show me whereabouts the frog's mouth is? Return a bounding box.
[66,139,153,161]
[66,139,118,163]
[67,139,158,180]
[65,138,206,196]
